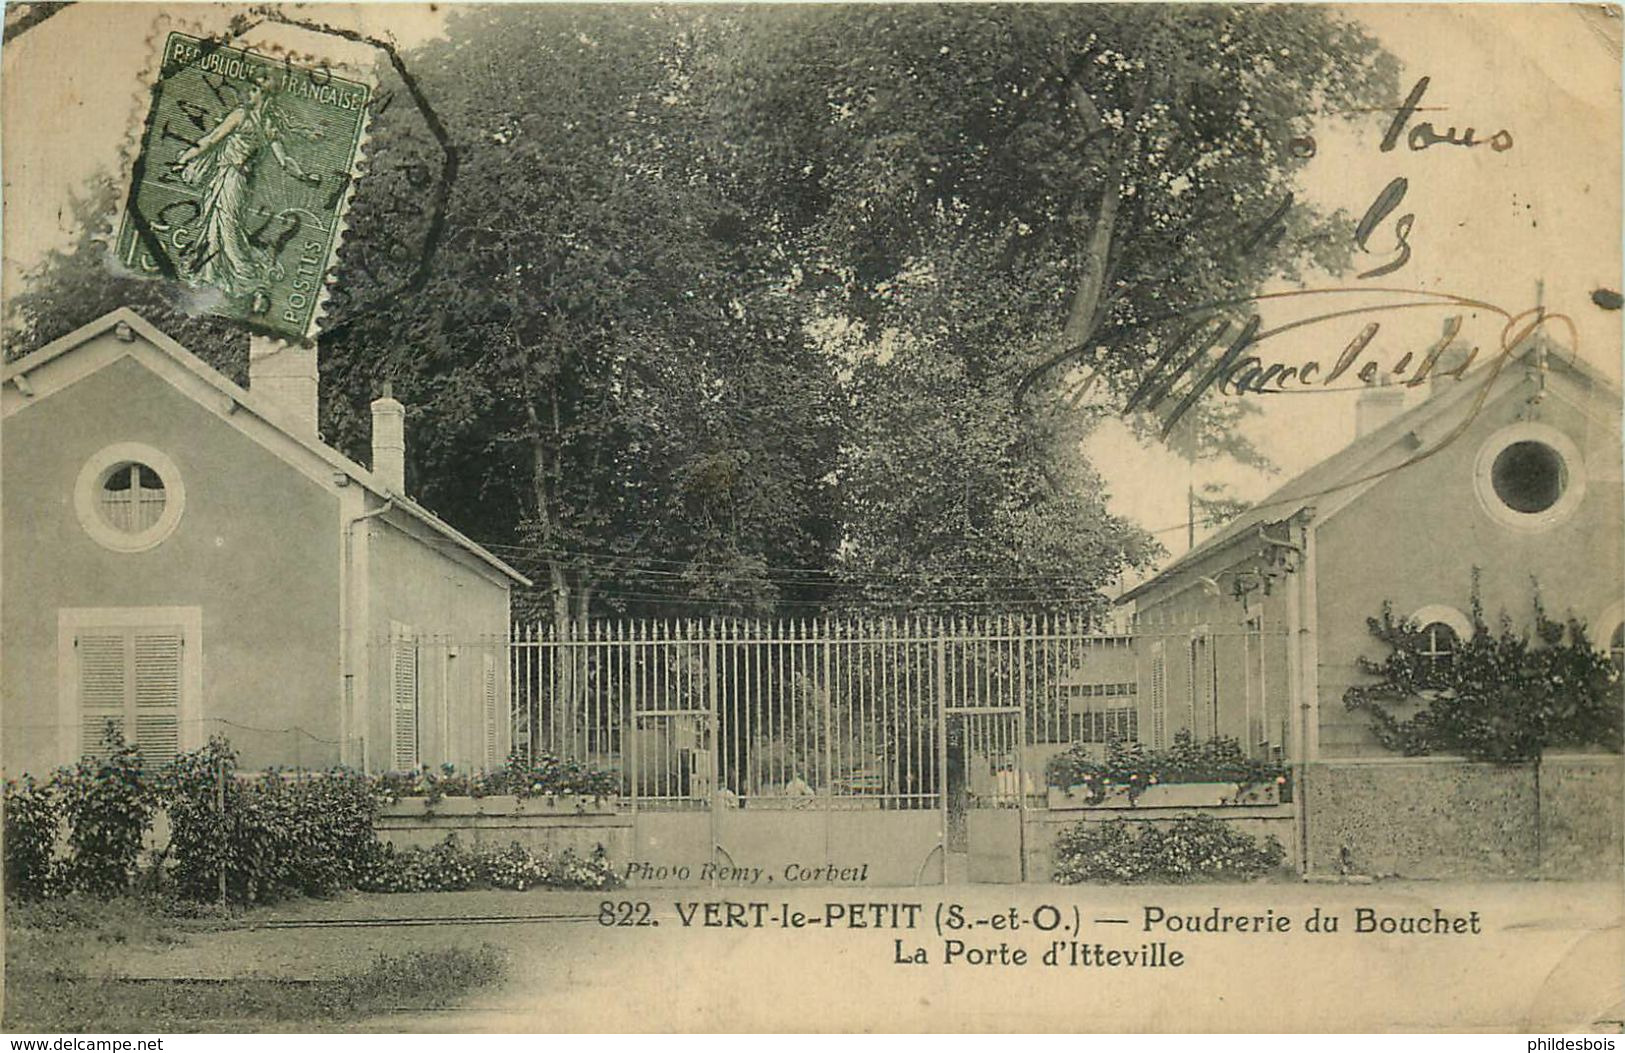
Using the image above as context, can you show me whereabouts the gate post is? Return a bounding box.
[822,621,834,865]
[707,623,720,888]
[821,623,833,791]
[629,622,640,816]
[1017,617,1029,882]
[935,621,949,885]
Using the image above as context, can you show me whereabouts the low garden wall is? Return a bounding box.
[372,757,1621,886]
[1023,803,1299,883]
[375,795,633,862]
[1303,753,1623,879]
[377,796,1300,886]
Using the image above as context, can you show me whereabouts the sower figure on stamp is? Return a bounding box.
[172,68,320,315]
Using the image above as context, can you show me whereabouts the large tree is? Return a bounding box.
[8,5,1398,624]
[703,5,1397,611]
[322,7,846,627]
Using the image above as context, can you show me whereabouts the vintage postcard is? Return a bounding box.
[1,1,1621,1035]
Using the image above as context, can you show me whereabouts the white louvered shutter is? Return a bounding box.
[482,652,499,769]
[76,625,182,764]
[391,632,419,770]
[133,630,182,765]
[1150,642,1167,749]
[78,630,129,760]
[1187,637,1200,736]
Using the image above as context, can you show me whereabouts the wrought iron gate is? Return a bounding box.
[510,616,1121,884]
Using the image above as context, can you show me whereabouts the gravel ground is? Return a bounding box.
[77,879,1625,1032]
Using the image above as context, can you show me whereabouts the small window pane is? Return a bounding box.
[99,462,166,534]
[1491,441,1567,514]
[1419,622,1459,682]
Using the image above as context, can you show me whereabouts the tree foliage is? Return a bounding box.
[319,6,846,621]
[710,5,1395,411]
[707,4,1395,612]
[7,5,1399,621]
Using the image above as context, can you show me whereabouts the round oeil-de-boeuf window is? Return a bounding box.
[1490,440,1567,513]
[1474,424,1585,531]
[74,443,185,552]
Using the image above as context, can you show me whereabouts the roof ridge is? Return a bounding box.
[5,308,530,587]
[1118,347,1614,604]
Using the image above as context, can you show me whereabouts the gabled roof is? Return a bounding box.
[4,308,531,587]
[1120,345,1620,604]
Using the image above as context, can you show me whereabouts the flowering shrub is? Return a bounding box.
[54,738,158,897]
[3,775,61,901]
[1045,732,1287,801]
[358,835,622,893]
[372,752,619,803]
[536,844,622,890]
[372,765,483,805]
[491,752,619,799]
[6,736,626,905]
[1052,814,1286,884]
[1346,585,1623,763]
[165,738,382,904]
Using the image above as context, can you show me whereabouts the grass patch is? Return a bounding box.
[5,948,510,1032]
[4,892,232,973]
[5,896,509,1032]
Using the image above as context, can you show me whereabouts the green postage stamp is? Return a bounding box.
[117,32,372,342]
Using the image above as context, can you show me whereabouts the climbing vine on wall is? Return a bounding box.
[1345,579,1623,763]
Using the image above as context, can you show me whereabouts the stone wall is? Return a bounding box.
[1303,754,1623,879]
[375,796,633,862]
[1536,754,1625,879]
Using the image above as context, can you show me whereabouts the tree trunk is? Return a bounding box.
[1060,77,1126,350]
[525,403,586,759]
[549,563,573,758]
[1017,71,1152,406]
[565,580,593,755]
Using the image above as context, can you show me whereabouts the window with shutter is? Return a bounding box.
[1149,642,1167,749]
[391,627,419,770]
[134,631,182,765]
[73,625,183,765]
[483,652,499,769]
[78,631,128,761]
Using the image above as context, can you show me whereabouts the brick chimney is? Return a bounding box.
[370,383,406,494]
[1430,344,1475,393]
[1355,376,1406,438]
[1421,317,1476,394]
[248,336,318,440]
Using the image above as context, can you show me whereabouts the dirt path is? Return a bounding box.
[89,881,1624,1031]
[447,881,1624,1032]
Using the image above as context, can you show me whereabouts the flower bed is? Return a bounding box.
[1044,732,1288,809]
[1051,813,1286,884]
[358,834,622,893]
[380,793,618,818]
[372,752,618,805]
[3,737,628,907]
